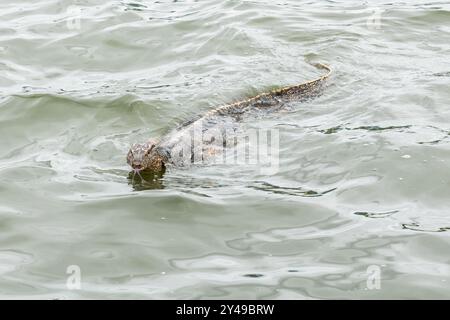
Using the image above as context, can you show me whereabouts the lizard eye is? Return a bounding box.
[145,144,155,155]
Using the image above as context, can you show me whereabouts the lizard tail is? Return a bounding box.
[271,61,332,98]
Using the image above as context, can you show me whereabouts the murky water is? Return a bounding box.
[1,0,449,299]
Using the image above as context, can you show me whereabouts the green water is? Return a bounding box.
[1,0,449,299]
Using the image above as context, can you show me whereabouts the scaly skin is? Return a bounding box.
[127,62,332,173]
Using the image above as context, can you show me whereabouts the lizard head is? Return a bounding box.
[127,139,165,172]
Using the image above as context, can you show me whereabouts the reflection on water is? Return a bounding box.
[402,223,450,233]
[0,0,449,299]
[354,210,399,219]
[128,170,165,191]
[250,181,337,197]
